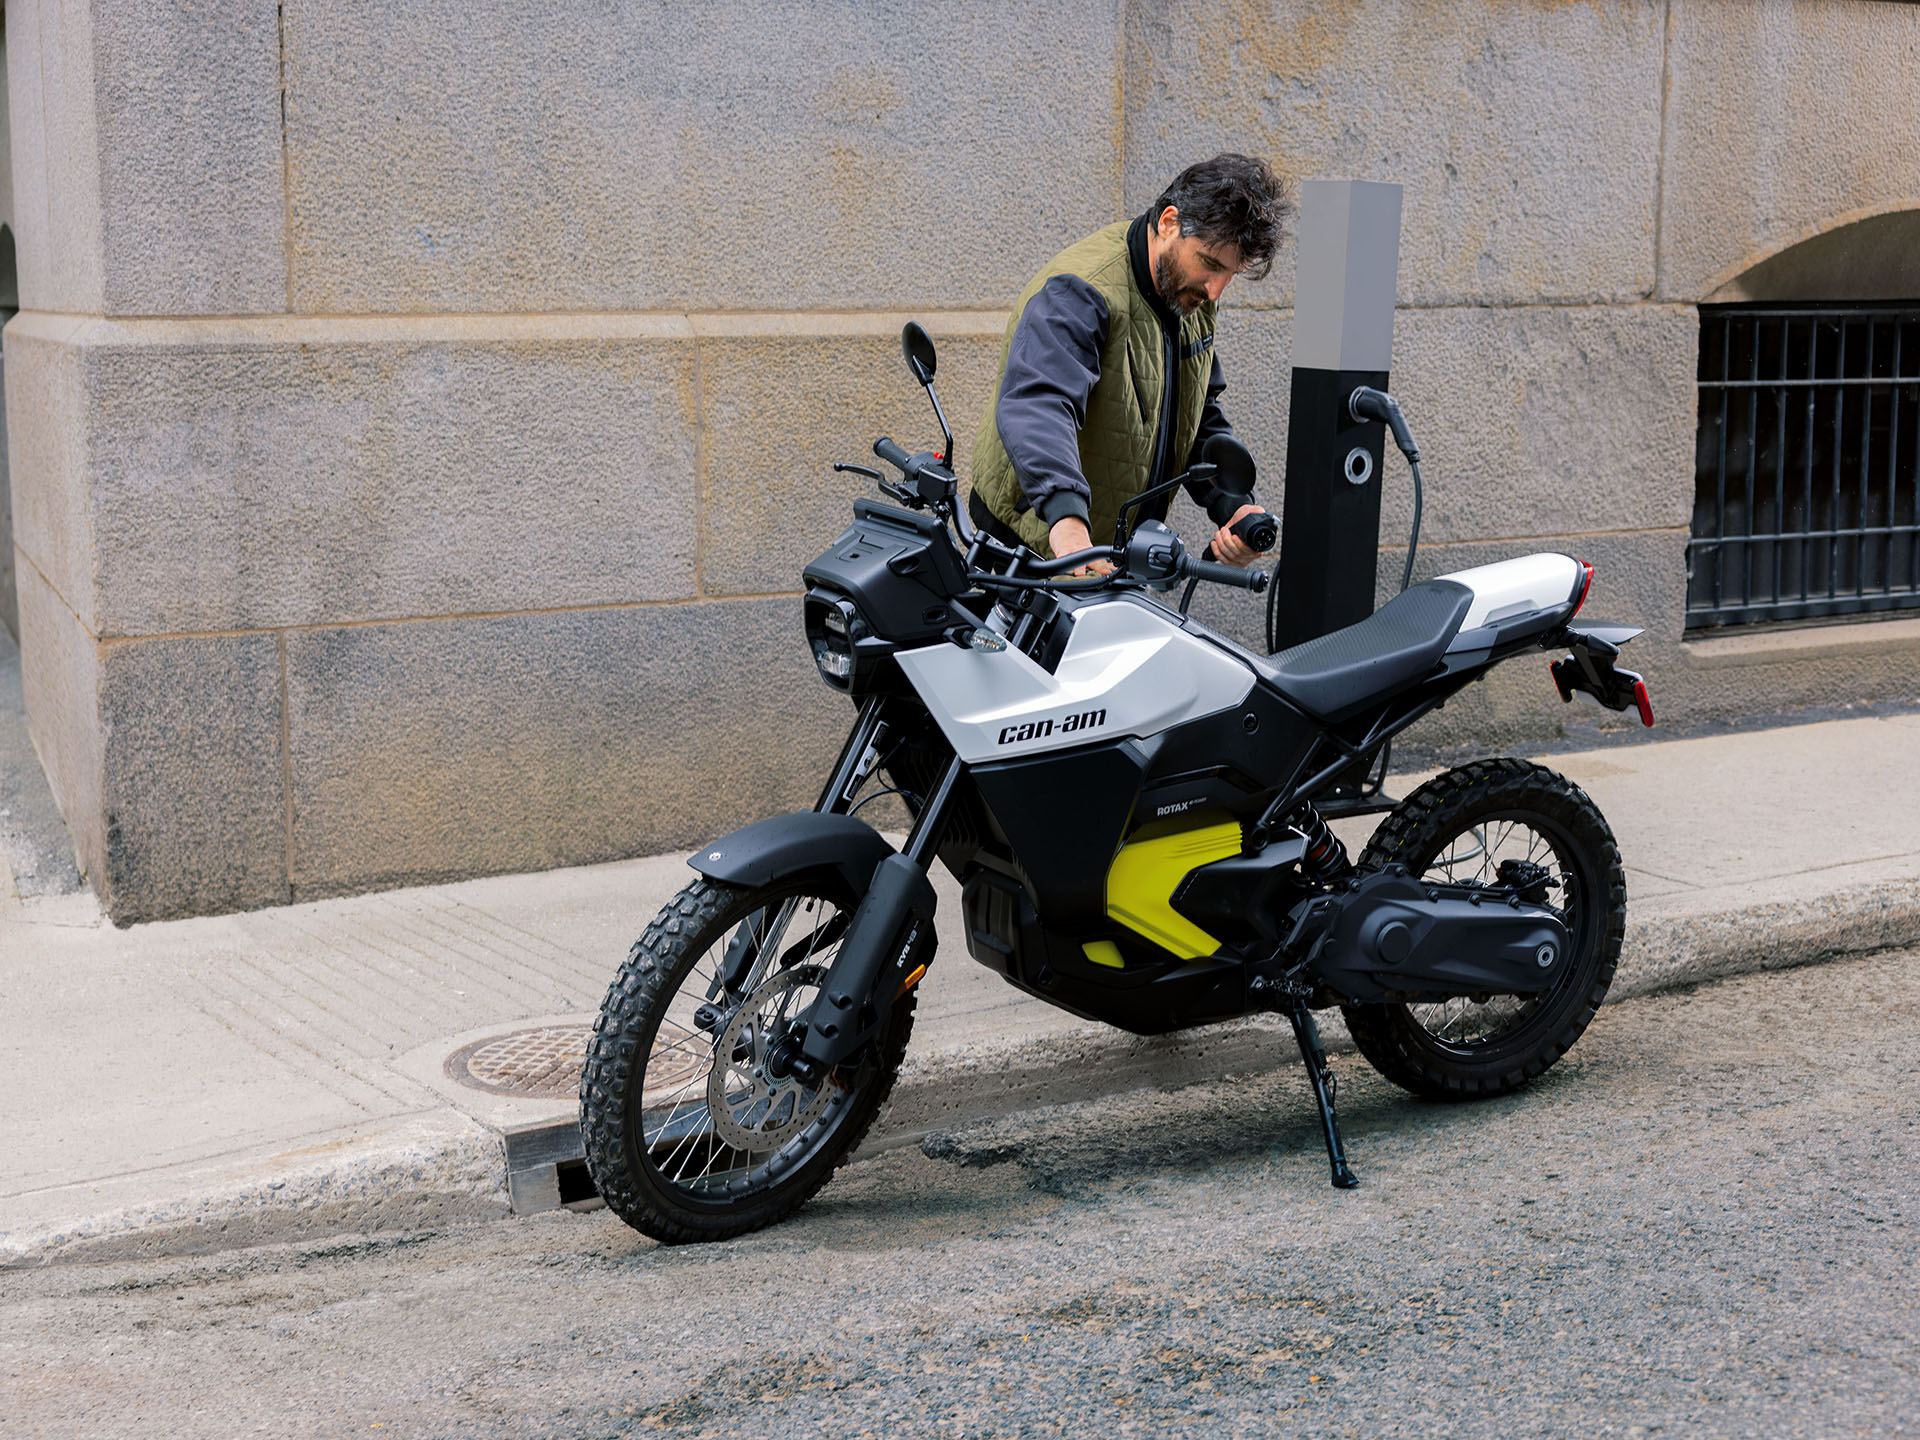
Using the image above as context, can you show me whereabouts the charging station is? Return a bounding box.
[1268,179,1405,655]
[1268,180,1406,812]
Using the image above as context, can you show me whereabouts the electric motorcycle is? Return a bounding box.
[581,323,1652,1244]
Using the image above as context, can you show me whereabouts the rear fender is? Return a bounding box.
[1565,622,1643,650]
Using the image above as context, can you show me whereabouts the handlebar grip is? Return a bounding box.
[1183,555,1269,592]
[873,436,913,470]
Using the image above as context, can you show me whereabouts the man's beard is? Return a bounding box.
[1154,252,1205,314]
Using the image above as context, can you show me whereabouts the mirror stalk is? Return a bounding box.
[924,382,954,468]
[900,321,955,466]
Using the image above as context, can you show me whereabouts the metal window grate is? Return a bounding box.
[1687,304,1920,629]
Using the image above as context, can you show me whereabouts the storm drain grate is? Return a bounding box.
[446,1025,595,1099]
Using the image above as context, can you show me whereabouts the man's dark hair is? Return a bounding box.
[1152,153,1291,280]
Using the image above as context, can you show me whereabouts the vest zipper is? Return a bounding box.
[1146,324,1177,521]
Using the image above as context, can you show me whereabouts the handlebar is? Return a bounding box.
[1182,553,1268,592]
[1014,544,1113,577]
[1027,544,1266,592]
[872,435,969,517]
[867,434,1265,594]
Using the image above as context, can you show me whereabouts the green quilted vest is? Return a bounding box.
[972,220,1218,556]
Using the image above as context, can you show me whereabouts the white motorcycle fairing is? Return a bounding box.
[1437,553,1584,629]
[893,600,1255,765]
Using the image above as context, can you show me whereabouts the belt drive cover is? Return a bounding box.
[1306,869,1571,1004]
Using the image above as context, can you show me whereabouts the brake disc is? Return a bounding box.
[705,965,834,1152]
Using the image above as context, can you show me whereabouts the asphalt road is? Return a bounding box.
[5,948,1915,1439]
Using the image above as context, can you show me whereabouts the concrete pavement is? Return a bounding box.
[4,701,1920,1267]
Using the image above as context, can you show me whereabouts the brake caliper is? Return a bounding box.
[1495,857,1554,906]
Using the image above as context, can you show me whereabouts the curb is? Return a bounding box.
[1,1113,508,1270]
[10,870,1920,1267]
[1614,872,1920,1002]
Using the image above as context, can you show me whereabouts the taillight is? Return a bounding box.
[1569,559,1595,616]
[1632,677,1655,728]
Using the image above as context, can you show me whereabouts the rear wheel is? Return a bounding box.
[580,875,916,1243]
[1340,758,1625,1099]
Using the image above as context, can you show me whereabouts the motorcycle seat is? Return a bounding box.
[1256,580,1475,723]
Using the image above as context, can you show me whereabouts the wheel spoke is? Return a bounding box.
[645,1075,713,1146]
[659,1099,724,1179]
[632,898,856,1199]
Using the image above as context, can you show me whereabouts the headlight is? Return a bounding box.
[811,615,854,685]
[804,594,869,691]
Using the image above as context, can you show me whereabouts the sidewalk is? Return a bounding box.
[4,706,1919,1266]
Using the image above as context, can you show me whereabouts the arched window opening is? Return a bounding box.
[1688,213,1920,630]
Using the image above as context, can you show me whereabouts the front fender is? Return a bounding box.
[689,812,895,898]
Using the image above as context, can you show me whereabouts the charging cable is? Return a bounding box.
[1348,386,1424,593]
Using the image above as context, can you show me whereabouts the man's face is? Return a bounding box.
[1152,207,1245,314]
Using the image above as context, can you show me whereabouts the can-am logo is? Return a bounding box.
[997,707,1106,746]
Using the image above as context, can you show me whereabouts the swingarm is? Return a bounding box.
[1249,864,1573,1189]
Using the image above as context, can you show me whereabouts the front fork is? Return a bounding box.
[750,599,1034,1069]
[790,752,959,1079]
[724,694,962,1081]
[815,695,891,816]
[715,697,894,999]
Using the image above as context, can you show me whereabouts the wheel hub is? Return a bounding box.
[705,966,834,1152]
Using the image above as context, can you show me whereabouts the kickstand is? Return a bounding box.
[1286,999,1359,1189]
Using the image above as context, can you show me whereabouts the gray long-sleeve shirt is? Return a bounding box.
[993,272,1236,529]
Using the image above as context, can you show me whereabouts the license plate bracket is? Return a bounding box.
[1551,627,1653,727]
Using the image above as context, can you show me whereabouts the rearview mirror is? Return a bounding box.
[902,322,937,385]
[1200,433,1257,498]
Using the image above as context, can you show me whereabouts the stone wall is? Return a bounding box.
[5,0,1918,923]
[0,28,16,642]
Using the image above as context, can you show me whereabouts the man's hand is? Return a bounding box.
[1049,517,1115,576]
[1210,504,1269,568]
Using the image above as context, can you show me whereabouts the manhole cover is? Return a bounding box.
[445,1025,712,1101]
[446,1026,594,1099]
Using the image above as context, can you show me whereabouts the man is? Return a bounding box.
[970,153,1290,574]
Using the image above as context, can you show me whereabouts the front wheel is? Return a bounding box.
[580,875,916,1244]
[1340,758,1626,1099]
